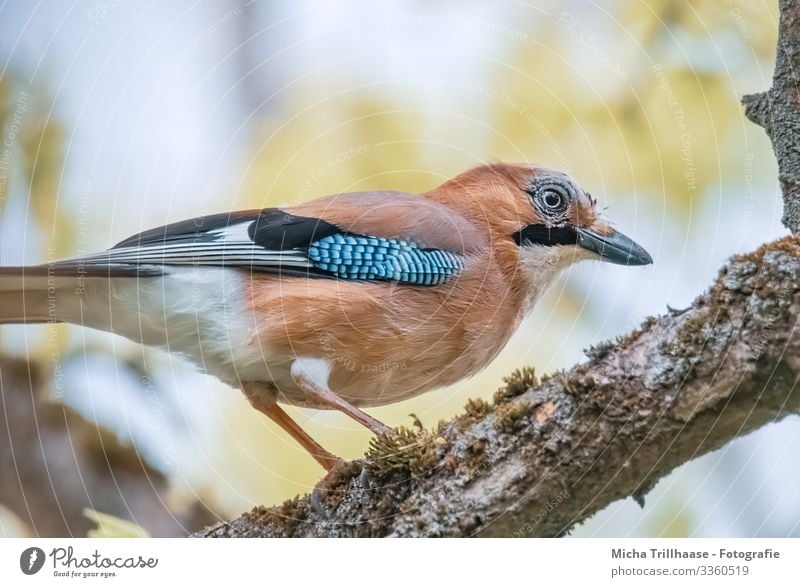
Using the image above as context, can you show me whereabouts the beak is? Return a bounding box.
[576,227,652,266]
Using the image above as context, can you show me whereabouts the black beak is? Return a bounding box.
[576,228,652,266]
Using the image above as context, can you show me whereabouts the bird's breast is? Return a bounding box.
[244,259,527,408]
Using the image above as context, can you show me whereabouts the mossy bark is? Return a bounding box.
[197,241,800,537]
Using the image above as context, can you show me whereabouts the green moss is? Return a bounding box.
[674,315,708,355]
[494,366,537,404]
[564,371,595,396]
[463,397,492,420]
[584,340,615,360]
[494,400,533,433]
[617,316,658,347]
[538,371,553,384]
[364,427,447,477]
[245,495,308,536]
[733,235,800,264]
[545,369,579,396]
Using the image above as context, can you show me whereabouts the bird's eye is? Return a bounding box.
[527,175,575,217]
[536,187,568,215]
[542,190,563,210]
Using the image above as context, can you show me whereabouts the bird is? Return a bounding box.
[0,162,651,475]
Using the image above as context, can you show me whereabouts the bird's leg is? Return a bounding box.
[290,358,393,437]
[242,383,342,471]
[245,388,356,515]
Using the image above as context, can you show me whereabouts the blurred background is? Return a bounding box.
[0,0,796,537]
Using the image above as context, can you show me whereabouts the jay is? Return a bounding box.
[0,163,651,472]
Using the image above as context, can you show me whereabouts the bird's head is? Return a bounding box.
[511,165,652,268]
[429,162,652,291]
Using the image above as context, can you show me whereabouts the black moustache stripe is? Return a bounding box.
[513,224,578,247]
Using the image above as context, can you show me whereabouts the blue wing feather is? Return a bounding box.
[307,235,463,285]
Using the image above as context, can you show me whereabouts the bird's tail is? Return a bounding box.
[0,263,145,325]
[1,266,56,323]
[0,265,81,324]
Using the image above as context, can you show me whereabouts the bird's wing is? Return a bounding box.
[62,193,482,285]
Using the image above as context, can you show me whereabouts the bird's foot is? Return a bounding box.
[309,458,362,517]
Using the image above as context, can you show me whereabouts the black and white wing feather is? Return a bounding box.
[63,209,465,285]
[74,209,329,273]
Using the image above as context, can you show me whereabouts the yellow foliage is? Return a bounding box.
[83,509,150,538]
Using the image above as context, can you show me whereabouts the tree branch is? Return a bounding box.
[197,1,800,537]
